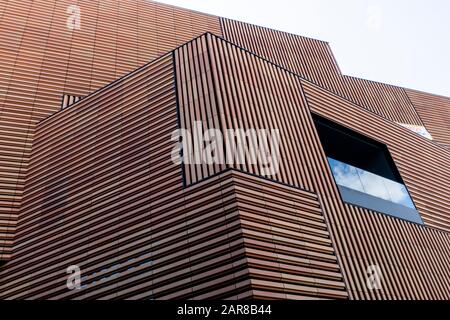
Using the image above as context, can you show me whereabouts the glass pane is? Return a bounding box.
[328,158,364,192]
[328,157,416,210]
[357,168,391,201]
[383,179,416,209]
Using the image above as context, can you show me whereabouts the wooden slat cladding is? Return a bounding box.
[220,18,425,127]
[0,0,222,260]
[0,46,345,300]
[60,94,83,110]
[221,18,343,95]
[0,30,347,300]
[176,34,318,190]
[302,81,450,300]
[406,89,450,147]
[342,76,424,126]
[175,35,226,186]
[229,171,347,300]
[0,1,448,301]
[0,0,50,262]
[0,164,346,300]
[175,34,449,299]
[303,81,450,233]
[0,54,253,300]
[177,33,450,232]
[0,53,178,295]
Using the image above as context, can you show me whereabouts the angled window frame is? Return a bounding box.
[312,114,424,225]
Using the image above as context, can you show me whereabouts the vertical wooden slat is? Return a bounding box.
[0,1,448,302]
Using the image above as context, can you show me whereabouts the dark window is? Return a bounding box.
[313,114,423,225]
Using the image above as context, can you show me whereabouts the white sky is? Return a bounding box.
[157,0,450,97]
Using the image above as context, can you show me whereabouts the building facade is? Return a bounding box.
[0,0,449,300]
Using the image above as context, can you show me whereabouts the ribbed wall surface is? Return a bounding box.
[342,76,423,126]
[406,89,450,147]
[176,33,450,300]
[0,53,181,299]
[0,0,221,260]
[228,171,347,300]
[304,83,450,232]
[0,47,346,300]
[303,81,450,299]
[175,35,226,185]
[61,94,83,110]
[0,1,448,301]
[221,18,343,95]
[178,33,450,233]
[220,18,425,128]
[177,34,320,189]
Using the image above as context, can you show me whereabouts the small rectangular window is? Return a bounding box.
[313,114,423,225]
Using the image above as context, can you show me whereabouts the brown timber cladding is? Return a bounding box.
[0,51,346,299]
[176,34,450,300]
[405,89,450,146]
[302,81,450,300]
[0,1,448,301]
[220,18,426,128]
[61,94,83,110]
[0,0,221,260]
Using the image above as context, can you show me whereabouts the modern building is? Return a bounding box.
[0,0,449,300]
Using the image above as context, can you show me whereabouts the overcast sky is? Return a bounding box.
[157,0,450,97]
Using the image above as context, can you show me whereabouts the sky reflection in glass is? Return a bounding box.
[328,158,416,209]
